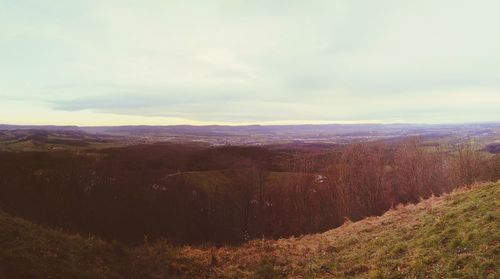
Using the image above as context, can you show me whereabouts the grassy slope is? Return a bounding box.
[1,183,499,279]
[181,182,499,278]
[0,211,124,278]
[0,212,197,279]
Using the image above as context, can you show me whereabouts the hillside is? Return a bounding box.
[1,182,499,278]
[0,210,124,278]
[180,182,499,278]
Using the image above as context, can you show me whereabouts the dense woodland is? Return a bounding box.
[0,139,498,245]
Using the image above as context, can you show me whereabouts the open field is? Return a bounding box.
[1,123,500,151]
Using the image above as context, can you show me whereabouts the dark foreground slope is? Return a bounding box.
[0,211,199,279]
[1,182,499,278]
[182,182,499,278]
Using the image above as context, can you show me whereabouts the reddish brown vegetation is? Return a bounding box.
[0,140,498,245]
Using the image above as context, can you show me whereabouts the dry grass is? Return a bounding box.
[177,182,499,278]
[1,182,498,278]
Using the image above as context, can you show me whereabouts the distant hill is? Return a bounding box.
[3,122,499,138]
[1,182,498,278]
[0,125,81,131]
[81,123,500,139]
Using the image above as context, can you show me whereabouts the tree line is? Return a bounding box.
[0,140,498,244]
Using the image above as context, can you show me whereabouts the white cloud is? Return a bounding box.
[1,0,499,125]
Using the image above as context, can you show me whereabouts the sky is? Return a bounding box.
[1,0,499,126]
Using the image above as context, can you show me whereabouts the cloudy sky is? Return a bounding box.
[1,0,499,125]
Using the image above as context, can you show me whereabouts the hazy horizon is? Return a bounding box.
[1,1,499,126]
[3,120,500,128]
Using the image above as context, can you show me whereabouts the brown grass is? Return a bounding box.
[176,182,499,278]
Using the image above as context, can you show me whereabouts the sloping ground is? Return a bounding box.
[0,211,197,279]
[0,211,125,278]
[180,182,499,278]
[0,182,498,278]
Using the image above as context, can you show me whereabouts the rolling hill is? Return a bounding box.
[1,182,498,278]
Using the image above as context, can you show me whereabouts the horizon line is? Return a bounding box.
[2,121,500,128]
